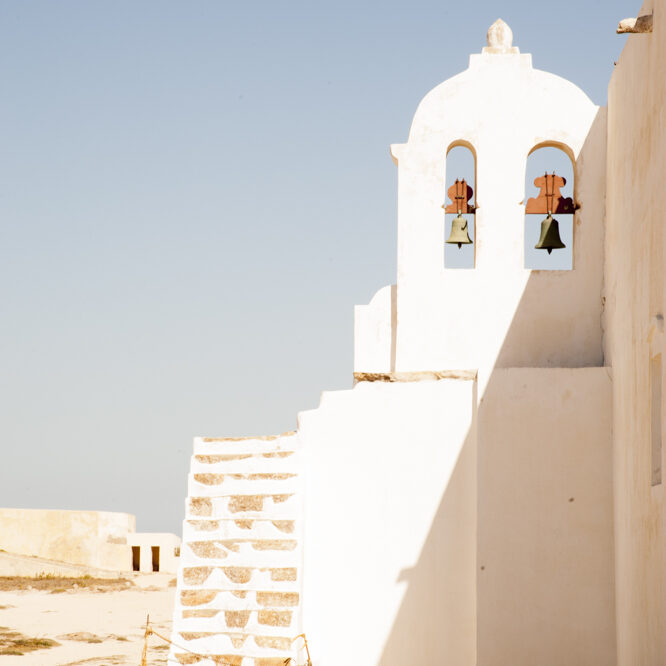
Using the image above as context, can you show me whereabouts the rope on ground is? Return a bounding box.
[142,614,310,666]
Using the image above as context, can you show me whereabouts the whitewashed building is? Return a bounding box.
[171,6,666,664]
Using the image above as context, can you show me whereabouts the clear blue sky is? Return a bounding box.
[0,1,632,532]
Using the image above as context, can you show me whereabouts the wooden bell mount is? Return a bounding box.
[443,179,475,214]
[526,172,575,215]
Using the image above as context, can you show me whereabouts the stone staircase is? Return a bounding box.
[170,432,302,666]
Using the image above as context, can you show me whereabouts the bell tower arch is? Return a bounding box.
[524,145,576,269]
[444,142,476,269]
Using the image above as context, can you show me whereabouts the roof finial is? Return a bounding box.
[484,19,518,54]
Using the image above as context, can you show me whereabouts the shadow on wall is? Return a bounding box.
[378,415,477,665]
[473,366,615,666]
[378,107,613,665]
[378,288,614,666]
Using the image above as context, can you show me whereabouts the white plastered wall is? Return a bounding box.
[477,368,615,666]
[605,0,666,661]
[353,285,395,373]
[298,369,614,666]
[299,378,477,665]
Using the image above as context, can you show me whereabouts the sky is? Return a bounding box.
[0,0,634,533]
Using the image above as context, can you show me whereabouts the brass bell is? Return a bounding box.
[534,213,565,254]
[446,214,473,249]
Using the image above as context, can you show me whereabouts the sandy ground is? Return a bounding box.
[0,573,175,665]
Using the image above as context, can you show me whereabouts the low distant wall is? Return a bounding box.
[0,550,124,578]
[0,508,135,571]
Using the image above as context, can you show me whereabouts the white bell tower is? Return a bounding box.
[355,19,606,385]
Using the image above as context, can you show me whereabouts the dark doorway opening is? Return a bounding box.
[132,546,140,572]
[151,546,160,572]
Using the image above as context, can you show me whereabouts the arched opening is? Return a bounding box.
[444,142,476,269]
[524,144,574,270]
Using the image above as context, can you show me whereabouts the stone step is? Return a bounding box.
[188,473,299,497]
[175,607,299,638]
[186,493,301,519]
[173,609,300,647]
[191,452,297,475]
[174,632,294,661]
[174,629,297,654]
[178,589,300,613]
[182,539,300,567]
[180,565,298,590]
[176,612,299,637]
[184,518,298,541]
[193,434,298,456]
[171,655,293,666]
